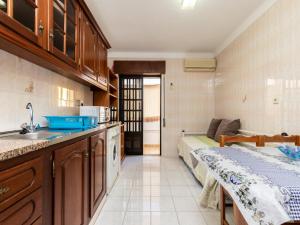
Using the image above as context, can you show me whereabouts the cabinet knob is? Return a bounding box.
[49,32,54,39]
[38,21,44,34]
[0,186,10,196]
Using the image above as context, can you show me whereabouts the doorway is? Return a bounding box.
[119,76,161,156]
[143,78,161,155]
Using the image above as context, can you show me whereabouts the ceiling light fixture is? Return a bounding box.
[181,0,197,9]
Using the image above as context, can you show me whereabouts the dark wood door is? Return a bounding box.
[49,0,78,66]
[80,12,97,80]
[90,131,106,217]
[119,76,144,155]
[0,0,46,47]
[53,139,88,225]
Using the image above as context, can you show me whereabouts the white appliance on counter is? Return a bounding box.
[80,106,110,124]
[106,125,121,194]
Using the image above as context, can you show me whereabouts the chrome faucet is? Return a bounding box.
[21,103,37,133]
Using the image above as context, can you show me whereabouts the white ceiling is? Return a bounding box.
[85,0,270,55]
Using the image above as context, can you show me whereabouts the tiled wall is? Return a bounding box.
[108,58,215,156]
[215,0,300,135]
[163,59,215,156]
[0,50,93,132]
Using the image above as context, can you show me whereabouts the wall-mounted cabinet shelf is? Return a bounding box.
[109,83,117,91]
[109,93,117,99]
[108,69,118,121]
[93,68,119,121]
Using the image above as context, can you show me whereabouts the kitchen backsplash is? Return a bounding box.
[0,49,93,132]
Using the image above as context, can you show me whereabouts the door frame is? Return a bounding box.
[119,75,162,156]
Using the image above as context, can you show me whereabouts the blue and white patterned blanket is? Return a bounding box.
[191,146,300,225]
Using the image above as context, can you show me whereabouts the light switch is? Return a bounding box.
[273,98,279,105]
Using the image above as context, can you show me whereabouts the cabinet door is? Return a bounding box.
[0,189,42,225]
[97,37,108,86]
[49,0,78,66]
[54,139,88,225]
[0,0,46,46]
[80,13,97,80]
[0,157,43,211]
[90,131,106,216]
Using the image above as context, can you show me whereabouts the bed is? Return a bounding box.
[191,135,300,225]
[177,132,221,208]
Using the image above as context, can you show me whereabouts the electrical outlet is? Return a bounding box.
[242,95,247,103]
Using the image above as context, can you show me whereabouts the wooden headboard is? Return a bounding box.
[220,135,300,147]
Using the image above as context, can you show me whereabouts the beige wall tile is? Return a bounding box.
[216,0,300,135]
[0,50,93,132]
[108,58,215,156]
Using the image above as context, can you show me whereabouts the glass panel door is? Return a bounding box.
[66,0,76,60]
[13,0,36,32]
[0,0,44,45]
[53,0,66,52]
[52,0,77,62]
[119,76,144,155]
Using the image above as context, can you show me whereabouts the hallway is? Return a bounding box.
[94,156,223,225]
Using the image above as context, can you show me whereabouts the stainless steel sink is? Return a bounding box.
[0,130,64,140]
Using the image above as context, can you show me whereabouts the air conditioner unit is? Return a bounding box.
[184,58,217,72]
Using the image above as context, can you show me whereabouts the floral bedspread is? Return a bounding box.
[191,146,300,225]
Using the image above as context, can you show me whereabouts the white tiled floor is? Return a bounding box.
[94,156,221,225]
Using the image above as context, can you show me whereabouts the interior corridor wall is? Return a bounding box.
[215,0,300,134]
[108,58,215,156]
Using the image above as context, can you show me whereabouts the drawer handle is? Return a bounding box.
[0,186,10,196]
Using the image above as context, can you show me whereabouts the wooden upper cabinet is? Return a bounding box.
[0,0,110,89]
[0,0,47,47]
[49,0,79,67]
[80,12,97,81]
[97,36,108,86]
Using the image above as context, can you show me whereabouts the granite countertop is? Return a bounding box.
[0,122,121,162]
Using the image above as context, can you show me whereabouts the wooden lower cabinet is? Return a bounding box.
[0,129,107,225]
[90,131,106,217]
[0,189,42,225]
[53,139,89,225]
[0,156,43,225]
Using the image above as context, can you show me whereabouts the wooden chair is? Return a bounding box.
[219,134,300,225]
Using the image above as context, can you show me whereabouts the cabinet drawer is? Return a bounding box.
[0,157,43,211]
[0,188,42,225]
